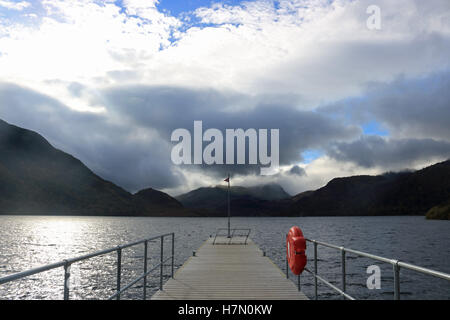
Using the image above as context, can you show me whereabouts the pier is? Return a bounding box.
[152,236,308,300]
[2,230,450,300]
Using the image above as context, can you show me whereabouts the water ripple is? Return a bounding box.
[0,215,449,300]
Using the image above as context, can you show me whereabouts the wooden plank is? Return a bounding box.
[152,237,308,300]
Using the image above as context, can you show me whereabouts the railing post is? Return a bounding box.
[143,241,148,300]
[63,260,71,300]
[314,240,318,300]
[116,247,122,300]
[286,258,289,279]
[285,235,289,279]
[171,233,175,278]
[341,247,346,300]
[160,235,164,290]
[393,260,400,300]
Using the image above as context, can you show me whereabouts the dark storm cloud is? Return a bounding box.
[317,70,450,168]
[320,70,450,141]
[289,165,306,176]
[0,82,361,189]
[3,69,450,191]
[367,72,450,141]
[0,82,184,191]
[101,85,361,176]
[5,72,449,192]
[327,135,450,168]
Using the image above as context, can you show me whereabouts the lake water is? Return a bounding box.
[0,216,449,300]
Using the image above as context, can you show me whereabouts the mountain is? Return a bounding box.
[2,118,449,217]
[133,188,191,216]
[288,160,450,216]
[243,184,291,201]
[177,160,450,217]
[176,184,290,216]
[0,119,184,216]
[426,200,450,220]
[176,160,450,217]
[177,184,290,207]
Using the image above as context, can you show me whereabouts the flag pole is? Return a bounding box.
[227,173,231,238]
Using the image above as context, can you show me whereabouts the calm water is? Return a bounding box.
[0,216,448,300]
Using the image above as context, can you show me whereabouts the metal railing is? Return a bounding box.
[286,237,450,300]
[213,228,251,245]
[0,232,175,300]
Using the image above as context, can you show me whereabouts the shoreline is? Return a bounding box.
[0,213,432,218]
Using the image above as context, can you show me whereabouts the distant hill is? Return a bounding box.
[2,118,449,217]
[0,119,186,216]
[133,188,192,216]
[176,184,290,215]
[426,200,450,220]
[287,160,450,217]
[178,160,450,217]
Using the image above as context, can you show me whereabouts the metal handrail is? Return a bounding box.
[286,237,450,300]
[0,232,175,300]
[304,267,355,300]
[213,228,251,245]
[107,255,173,300]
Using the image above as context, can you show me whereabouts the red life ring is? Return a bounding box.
[286,226,307,275]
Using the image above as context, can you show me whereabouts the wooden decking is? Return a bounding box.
[152,237,308,300]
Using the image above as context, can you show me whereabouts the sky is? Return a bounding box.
[0,0,449,196]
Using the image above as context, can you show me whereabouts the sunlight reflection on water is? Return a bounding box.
[0,216,448,300]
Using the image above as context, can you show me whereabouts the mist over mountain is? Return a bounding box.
[0,119,185,216]
[288,160,450,217]
[176,161,450,218]
[176,184,290,207]
[1,119,448,218]
[175,184,291,216]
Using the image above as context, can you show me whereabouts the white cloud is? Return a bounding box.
[123,0,158,17]
[0,0,449,193]
[1,0,449,108]
[0,0,180,111]
[177,0,450,106]
[164,156,380,196]
[0,0,30,11]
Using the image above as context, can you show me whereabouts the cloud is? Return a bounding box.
[0,1,30,11]
[0,82,184,192]
[182,0,450,105]
[208,156,382,196]
[0,82,362,192]
[0,0,449,196]
[327,135,450,168]
[1,0,449,108]
[101,84,361,175]
[320,70,450,141]
[365,72,450,141]
[289,165,306,176]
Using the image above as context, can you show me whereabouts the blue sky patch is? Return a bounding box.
[362,121,389,136]
[157,0,250,16]
[301,150,323,164]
